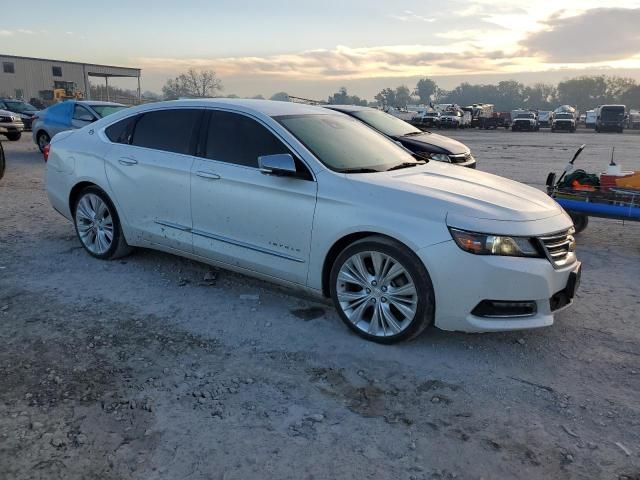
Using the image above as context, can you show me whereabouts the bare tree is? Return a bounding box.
[162,69,223,100]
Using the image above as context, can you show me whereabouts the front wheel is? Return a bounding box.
[569,212,589,234]
[37,131,50,153]
[6,132,21,141]
[73,186,133,260]
[330,236,435,344]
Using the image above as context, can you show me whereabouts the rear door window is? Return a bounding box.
[131,109,202,155]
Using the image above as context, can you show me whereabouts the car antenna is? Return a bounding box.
[610,146,616,166]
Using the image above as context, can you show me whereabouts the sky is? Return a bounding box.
[2,0,640,99]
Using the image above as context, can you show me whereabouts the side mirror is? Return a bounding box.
[258,153,297,176]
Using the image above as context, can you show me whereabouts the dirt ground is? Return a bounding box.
[0,128,639,480]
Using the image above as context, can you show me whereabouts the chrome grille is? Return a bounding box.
[538,229,576,268]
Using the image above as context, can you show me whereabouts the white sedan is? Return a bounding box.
[45,99,581,343]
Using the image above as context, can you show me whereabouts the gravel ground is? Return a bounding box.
[0,129,639,480]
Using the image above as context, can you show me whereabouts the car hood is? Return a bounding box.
[396,132,468,155]
[349,162,564,223]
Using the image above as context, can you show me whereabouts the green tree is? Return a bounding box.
[414,78,438,104]
[327,87,367,106]
[395,85,411,108]
[162,69,222,100]
[606,77,637,102]
[522,83,557,110]
[375,88,396,108]
[557,76,608,111]
[270,92,290,102]
[621,85,640,108]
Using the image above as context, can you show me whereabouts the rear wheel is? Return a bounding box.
[330,236,435,344]
[37,131,50,153]
[73,186,133,260]
[6,132,20,141]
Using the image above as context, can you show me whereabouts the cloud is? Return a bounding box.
[521,8,640,62]
[0,30,14,36]
[137,44,520,82]
[389,10,435,22]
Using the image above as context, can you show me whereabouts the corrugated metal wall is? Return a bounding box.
[0,55,140,102]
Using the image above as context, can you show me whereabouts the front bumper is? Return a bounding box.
[513,122,536,130]
[0,121,24,133]
[418,240,580,332]
[553,122,574,130]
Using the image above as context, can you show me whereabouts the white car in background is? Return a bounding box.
[45,99,581,343]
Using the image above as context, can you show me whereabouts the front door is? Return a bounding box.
[104,108,203,251]
[191,110,317,285]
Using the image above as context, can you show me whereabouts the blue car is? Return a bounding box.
[32,100,127,152]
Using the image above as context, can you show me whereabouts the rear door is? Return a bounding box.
[104,108,203,251]
[190,110,317,285]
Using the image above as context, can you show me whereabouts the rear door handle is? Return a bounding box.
[196,171,221,180]
[118,157,138,166]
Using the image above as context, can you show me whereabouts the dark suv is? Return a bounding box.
[0,99,39,131]
[325,105,476,168]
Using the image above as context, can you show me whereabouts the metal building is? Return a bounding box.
[0,54,141,105]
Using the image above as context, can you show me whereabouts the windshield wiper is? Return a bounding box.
[386,161,426,171]
[337,167,380,174]
[403,131,424,137]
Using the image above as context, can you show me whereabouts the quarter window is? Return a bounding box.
[52,66,62,77]
[2,62,14,74]
[105,115,139,144]
[131,109,201,155]
[205,111,290,168]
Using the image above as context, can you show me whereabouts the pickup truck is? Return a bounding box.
[511,112,539,131]
[551,112,576,132]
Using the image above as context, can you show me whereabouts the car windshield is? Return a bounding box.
[88,104,127,117]
[516,113,534,119]
[277,114,418,172]
[5,101,38,112]
[349,109,421,137]
[556,114,572,119]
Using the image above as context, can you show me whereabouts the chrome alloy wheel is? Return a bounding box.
[75,193,114,255]
[336,251,418,337]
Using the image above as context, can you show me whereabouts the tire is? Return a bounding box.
[36,131,50,153]
[569,212,589,234]
[6,132,21,141]
[0,141,5,180]
[72,186,133,260]
[329,235,435,344]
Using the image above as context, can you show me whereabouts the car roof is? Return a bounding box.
[324,104,374,113]
[120,98,337,118]
[79,100,125,107]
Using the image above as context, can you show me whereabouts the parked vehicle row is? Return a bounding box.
[32,100,127,152]
[325,105,476,168]
[0,98,39,130]
[45,99,580,344]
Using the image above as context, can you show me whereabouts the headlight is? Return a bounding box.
[429,153,450,162]
[449,228,542,257]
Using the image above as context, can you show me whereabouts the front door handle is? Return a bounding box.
[118,157,138,166]
[196,171,221,180]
